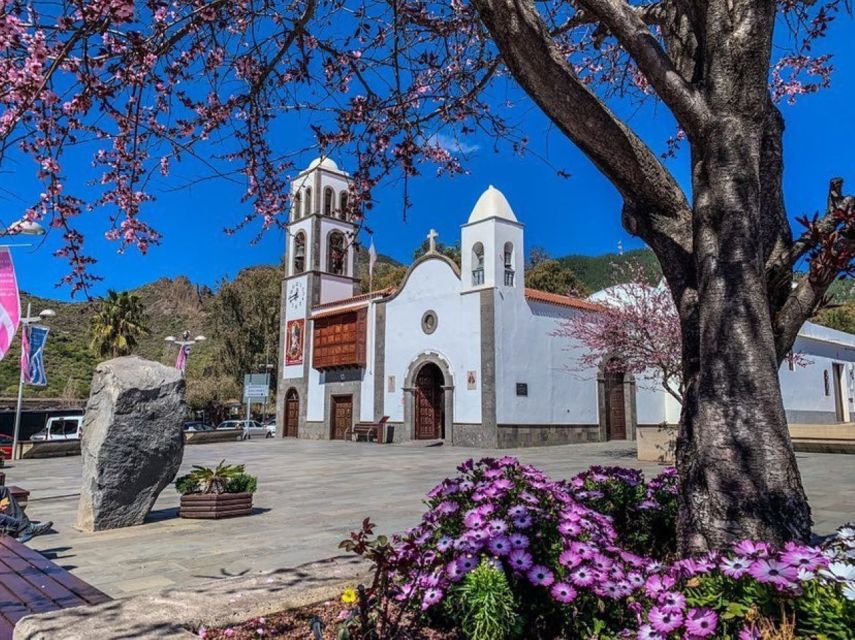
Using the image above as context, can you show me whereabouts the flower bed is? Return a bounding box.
[200,458,855,639]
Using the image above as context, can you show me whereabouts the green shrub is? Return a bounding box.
[453,559,521,640]
[226,473,257,494]
[175,460,257,495]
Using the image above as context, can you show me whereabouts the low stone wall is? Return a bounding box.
[636,424,678,464]
[184,429,242,445]
[15,556,369,640]
[497,424,600,449]
[637,423,855,462]
[17,440,81,459]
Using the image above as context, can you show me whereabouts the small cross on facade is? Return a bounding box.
[427,229,439,253]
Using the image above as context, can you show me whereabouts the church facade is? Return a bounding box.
[276,157,855,448]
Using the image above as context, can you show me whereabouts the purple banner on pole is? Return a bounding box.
[0,248,20,361]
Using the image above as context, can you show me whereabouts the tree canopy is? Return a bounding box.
[89,290,149,359]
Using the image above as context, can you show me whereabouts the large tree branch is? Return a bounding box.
[574,0,710,137]
[470,0,692,239]
[773,178,855,360]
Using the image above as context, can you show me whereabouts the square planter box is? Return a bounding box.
[179,492,253,519]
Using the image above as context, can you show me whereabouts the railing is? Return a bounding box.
[504,269,515,286]
[472,267,485,286]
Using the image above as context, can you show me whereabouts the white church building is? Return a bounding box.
[276,157,855,448]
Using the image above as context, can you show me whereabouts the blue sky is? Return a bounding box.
[1,21,853,301]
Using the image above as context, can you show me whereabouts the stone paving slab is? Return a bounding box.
[3,439,853,599]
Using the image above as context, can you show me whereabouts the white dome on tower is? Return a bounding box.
[307,156,339,171]
[468,185,518,223]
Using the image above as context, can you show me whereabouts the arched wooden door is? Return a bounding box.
[604,366,627,440]
[414,363,443,440]
[284,388,299,437]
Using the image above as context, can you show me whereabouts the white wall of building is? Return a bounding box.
[383,258,483,423]
[495,299,599,425]
[780,322,855,423]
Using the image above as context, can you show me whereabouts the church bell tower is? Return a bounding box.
[284,157,359,309]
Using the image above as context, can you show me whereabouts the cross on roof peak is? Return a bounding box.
[427,229,439,253]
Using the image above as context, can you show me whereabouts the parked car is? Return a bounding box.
[216,420,270,439]
[263,420,277,437]
[183,422,214,432]
[30,416,83,441]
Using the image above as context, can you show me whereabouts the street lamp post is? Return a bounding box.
[11,303,55,460]
[6,217,51,461]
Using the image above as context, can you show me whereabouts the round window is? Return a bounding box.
[421,310,438,335]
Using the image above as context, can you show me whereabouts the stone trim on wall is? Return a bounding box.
[479,289,498,447]
[373,303,387,421]
[497,424,600,448]
[785,409,840,424]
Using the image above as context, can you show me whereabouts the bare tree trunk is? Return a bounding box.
[676,118,811,552]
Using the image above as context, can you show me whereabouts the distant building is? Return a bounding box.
[276,158,855,448]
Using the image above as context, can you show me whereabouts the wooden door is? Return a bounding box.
[331,395,353,440]
[415,364,442,440]
[604,369,626,440]
[285,389,299,437]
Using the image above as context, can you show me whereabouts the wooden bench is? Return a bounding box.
[347,416,390,443]
[0,535,111,639]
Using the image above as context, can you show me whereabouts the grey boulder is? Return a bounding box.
[76,356,186,532]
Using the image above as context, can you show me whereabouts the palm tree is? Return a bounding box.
[89,290,150,358]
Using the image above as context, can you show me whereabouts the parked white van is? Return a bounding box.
[30,416,83,441]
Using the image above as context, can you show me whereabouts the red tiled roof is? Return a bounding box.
[311,287,396,314]
[524,288,603,312]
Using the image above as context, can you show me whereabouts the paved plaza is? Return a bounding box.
[6,439,855,599]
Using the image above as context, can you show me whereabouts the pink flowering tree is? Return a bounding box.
[1,0,853,551]
[558,272,684,404]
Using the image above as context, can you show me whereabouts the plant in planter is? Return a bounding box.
[175,460,257,519]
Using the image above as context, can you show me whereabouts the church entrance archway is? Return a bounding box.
[404,353,454,442]
[284,388,299,437]
[414,363,443,440]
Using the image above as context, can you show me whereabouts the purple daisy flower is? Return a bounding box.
[435,501,459,515]
[591,553,613,572]
[684,608,718,638]
[508,549,533,571]
[648,606,683,634]
[421,588,444,610]
[527,565,555,587]
[512,515,533,529]
[463,509,485,529]
[488,535,511,557]
[748,558,798,587]
[569,565,594,587]
[435,536,453,553]
[550,582,577,604]
[780,546,822,570]
[558,520,582,536]
[732,540,770,559]
[658,591,686,612]
[559,549,582,568]
[509,533,530,549]
[507,505,528,519]
[455,554,478,574]
[487,519,508,535]
[636,624,666,640]
[720,556,751,579]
